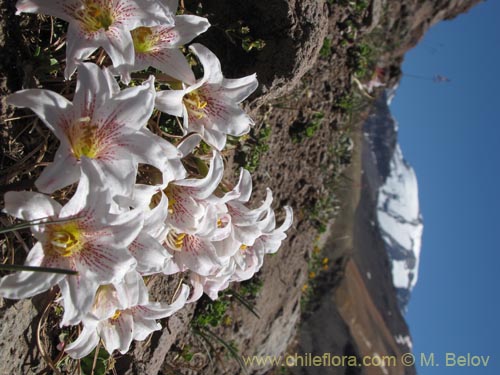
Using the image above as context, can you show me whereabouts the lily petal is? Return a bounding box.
[99,312,134,354]
[189,43,223,84]
[36,147,81,194]
[65,324,100,359]
[65,23,99,79]
[102,27,135,72]
[0,243,64,299]
[131,314,161,341]
[7,89,73,140]
[221,73,259,104]
[129,233,171,275]
[176,235,222,276]
[175,151,223,200]
[3,192,61,221]
[15,0,75,21]
[146,48,196,85]
[169,15,210,48]
[73,62,114,116]
[155,89,186,117]
[59,274,100,326]
[95,76,155,134]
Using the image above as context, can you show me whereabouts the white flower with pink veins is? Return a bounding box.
[65,271,190,358]
[7,62,182,197]
[0,159,142,326]
[120,14,210,84]
[155,43,259,150]
[15,0,176,78]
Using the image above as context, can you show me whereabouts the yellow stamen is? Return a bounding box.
[239,244,248,252]
[166,230,186,251]
[46,222,82,257]
[167,198,176,214]
[183,90,208,119]
[131,27,159,53]
[71,120,100,160]
[110,310,121,321]
[164,186,177,214]
[76,1,114,33]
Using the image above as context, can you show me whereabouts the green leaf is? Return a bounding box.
[80,347,110,375]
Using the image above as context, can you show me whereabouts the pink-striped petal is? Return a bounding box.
[7,89,73,140]
[176,235,222,276]
[98,312,134,354]
[36,147,81,194]
[95,76,155,134]
[76,243,136,284]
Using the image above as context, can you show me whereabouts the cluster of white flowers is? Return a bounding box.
[0,0,292,359]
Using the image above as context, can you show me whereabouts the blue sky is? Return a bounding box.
[390,0,500,373]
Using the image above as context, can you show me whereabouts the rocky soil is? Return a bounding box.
[0,0,479,375]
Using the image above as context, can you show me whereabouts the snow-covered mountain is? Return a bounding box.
[377,143,423,310]
[363,90,424,312]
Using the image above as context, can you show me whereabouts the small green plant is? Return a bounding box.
[351,0,368,13]
[225,22,266,52]
[289,112,324,143]
[239,124,271,172]
[80,346,111,375]
[239,277,263,299]
[352,43,374,79]
[192,297,230,328]
[179,345,194,362]
[336,93,354,111]
[301,243,331,311]
[319,37,332,58]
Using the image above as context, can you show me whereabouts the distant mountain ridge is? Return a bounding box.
[377,143,423,310]
[364,91,424,312]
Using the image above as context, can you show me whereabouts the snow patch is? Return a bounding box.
[377,144,423,300]
[395,334,413,351]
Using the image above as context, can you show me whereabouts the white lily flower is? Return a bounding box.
[65,271,190,358]
[214,171,273,259]
[16,0,176,78]
[165,151,224,235]
[128,192,173,276]
[232,206,294,282]
[187,264,235,302]
[155,43,258,150]
[119,15,210,84]
[183,173,277,302]
[7,62,181,197]
[0,159,141,326]
[159,151,235,277]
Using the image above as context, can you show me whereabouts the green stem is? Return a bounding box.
[0,264,77,275]
[0,216,82,235]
